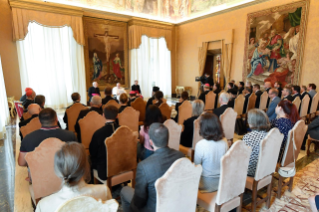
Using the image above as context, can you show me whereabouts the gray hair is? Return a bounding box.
[219,93,229,103]
[91,95,102,105]
[54,142,90,187]
[192,99,204,116]
[247,109,270,131]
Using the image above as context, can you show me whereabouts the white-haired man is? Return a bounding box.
[112,82,125,100]
[213,92,230,117]
[88,81,101,102]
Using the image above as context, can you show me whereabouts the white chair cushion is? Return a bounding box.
[110,171,133,186]
[197,191,240,212]
[246,175,272,191]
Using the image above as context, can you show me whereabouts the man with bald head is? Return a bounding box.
[264,81,272,108]
[74,96,103,143]
[22,89,36,110]
[19,104,41,139]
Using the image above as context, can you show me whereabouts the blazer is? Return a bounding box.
[213,104,229,118]
[265,88,271,108]
[283,95,294,102]
[308,116,319,140]
[131,84,141,94]
[243,93,251,114]
[254,90,263,108]
[102,96,118,105]
[227,98,235,108]
[146,97,155,110]
[180,116,198,148]
[277,87,283,98]
[238,87,244,95]
[292,93,302,101]
[266,96,281,121]
[63,102,86,130]
[88,87,100,102]
[130,147,184,212]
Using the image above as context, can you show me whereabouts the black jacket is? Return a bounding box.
[131,85,141,94]
[243,93,251,114]
[292,93,302,101]
[308,116,319,140]
[255,90,263,108]
[228,98,235,108]
[277,87,283,98]
[200,75,214,87]
[238,87,244,95]
[102,96,118,105]
[265,88,271,108]
[88,87,100,102]
[63,102,87,130]
[19,114,38,139]
[174,100,185,122]
[213,104,229,118]
[283,95,294,102]
[130,147,184,212]
[180,116,198,148]
[146,97,155,110]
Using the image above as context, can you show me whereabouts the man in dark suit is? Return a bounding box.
[146,86,159,110]
[274,81,283,98]
[292,85,302,101]
[18,108,77,167]
[63,92,87,130]
[74,96,103,142]
[227,89,237,108]
[19,104,41,139]
[238,82,245,94]
[227,82,234,92]
[34,95,45,109]
[282,87,294,102]
[264,81,272,108]
[120,123,184,212]
[230,80,238,91]
[131,80,142,94]
[243,87,252,114]
[213,92,230,118]
[253,84,263,108]
[200,73,214,88]
[301,85,310,100]
[89,105,119,181]
[198,83,210,104]
[22,89,36,110]
[266,88,281,121]
[102,87,119,105]
[88,81,101,103]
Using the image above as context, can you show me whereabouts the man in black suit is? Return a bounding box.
[18,108,77,167]
[63,92,87,130]
[292,85,302,101]
[19,104,41,139]
[253,84,263,108]
[102,87,119,105]
[88,81,101,102]
[264,81,272,108]
[89,105,119,181]
[198,83,210,104]
[227,82,234,92]
[243,87,252,114]
[213,92,230,118]
[146,86,159,110]
[200,73,214,91]
[274,81,283,98]
[75,96,103,142]
[227,89,237,108]
[120,123,184,212]
[230,80,238,91]
[131,80,142,94]
[238,81,245,94]
[282,87,294,102]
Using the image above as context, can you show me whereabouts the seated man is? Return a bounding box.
[230,79,238,91]
[34,95,45,109]
[238,81,245,94]
[266,88,281,121]
[22,89,36,110]
[227,82,234,92]
[302,116,319,150]
[19,104,41,139]
[119,93,129,113]
[308,83,317,98]
[102,87,118,105]
[227,89,237,108]
[213,93,230,118]
[253,84,262,108]
[292,85,302,101]
[89,105,119,181]
[120,123,184,212]
[146,86,159,110]
[243,87,252,114]
[63,92,86,130]
[264,81,272,108]
[112,83,125,101]
[301,85,310,100]
[20,87,32,102]
[131,80,141,94]
[282,86,294,102]
[198,83,210,104]
[274,81,283,98]
[128,91,137,105]
[18,108,77,167]
[75,96,103,142]
[88,81,100,102]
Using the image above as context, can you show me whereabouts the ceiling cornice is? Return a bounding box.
[128,17,174,30]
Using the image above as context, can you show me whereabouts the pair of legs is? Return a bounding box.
[120,186,135,212]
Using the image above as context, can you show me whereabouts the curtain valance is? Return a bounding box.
[129,25,172,51]
[12,8,85,46]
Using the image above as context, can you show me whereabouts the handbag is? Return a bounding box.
[278,136,296,178]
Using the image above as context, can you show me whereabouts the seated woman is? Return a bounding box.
[119,93,129,113]
[271,100,300,162]
[243,109,270,177]
[180,100,204,148]
[36,142,112,212]
[174,91,189,122]
[138,105,163,160]
[153,91,164,107]
[194,113,229,193]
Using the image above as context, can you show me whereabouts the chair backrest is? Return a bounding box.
[292,96,301,111]
[130,97,146,122]
[234,94,245,115]
[217,91,224,108]
[155,158,202,212]
[220,108,237,140]
[281,120,308,167]
[20,117,41,138]
[25,138,64,200]
[299,95,310,117]
[65,103,87,133]
[246,93,257,113]
[163,119,182,151]
[216,140,252,205]
[178,100,192,125]
[102,100,120,110]
[192,117,203,149]
[118,107,140,132]
[255,128,284,181]
[55,196,119,212]
[15,101,24,118]
[79,111,106,155]
[310,93,319,114]
[204,91,216,110]
[259,92,268,110]
[23,111,32,120]
[159,103,172,120]
[106,126,138,177]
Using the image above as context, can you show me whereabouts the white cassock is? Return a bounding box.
[112,87,125,100]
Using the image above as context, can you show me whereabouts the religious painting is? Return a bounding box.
[243,0,309,87]
[83,17,128,90]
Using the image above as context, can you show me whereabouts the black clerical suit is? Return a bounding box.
[292,93,302,101]
[283,95,294,102]
[102,96,118,105]
[265,88,271,108]
[277,87,283,98]
[146,97,155,110]
[243,93,251,114]
[19,114,38,139]
[89,121,119,180]
[88,87,101,102]
[228,98,235,108]
[255,90,263,108]
[198,91,209,104]
[200,75,214,87]
[238,87,244,95]
[213,104,229,118]
[180,116,198,148]
[131,85,141,94]
[63,102,87,130]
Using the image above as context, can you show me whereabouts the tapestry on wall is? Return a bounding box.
[83,17,128,90]
[242,0,309,87]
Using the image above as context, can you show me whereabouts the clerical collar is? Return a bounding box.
[41,126,59,130]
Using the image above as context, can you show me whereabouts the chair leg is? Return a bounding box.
[277,175,283,199]
[107,177,112,192]
[237,193,243,212]
[306,139,311,156]
[288,177,294,192]
[251,181,258,212]
[266,181,272,208]
[214,204,221,212]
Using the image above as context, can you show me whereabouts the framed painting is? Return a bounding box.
[243,0,309,87]
[83,17,128,91]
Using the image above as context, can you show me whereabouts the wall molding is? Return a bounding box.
[198,29,233,47]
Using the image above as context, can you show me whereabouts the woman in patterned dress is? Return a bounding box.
[271,100,300,162]
[243,109,270,177]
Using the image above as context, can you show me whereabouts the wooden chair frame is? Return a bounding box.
[249,175,273,211]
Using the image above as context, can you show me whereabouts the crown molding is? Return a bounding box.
[128,17,174,30]
[83,8,131,22]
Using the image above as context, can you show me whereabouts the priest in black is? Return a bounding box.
[200,73,214,90]
[243,87,252,114]
[213,92,230,118]
[227,89,237,108]
[63,92,87,130]
[102,87,119,105]
[275,81,283,98]
[146,86,159,110]
[253,84,263,108]
[238,82,245,95]
[131,80,142,94]
[88,81,101,102]
[198,83,210,104]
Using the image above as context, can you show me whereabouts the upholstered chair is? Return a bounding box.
[306,135,319,156]
[155,158,202,212]
[234,94,245,117]
[177,100,192,125]
[197,140,252,212]
[79,111,106,155]
[275,120,307,198]
[163,119,182,151]
[217,91,225,108]
[65,103,87,133]
[204,91,216,111]
[25,138,64,205]
[308,93,319,122]
[292,97,301,112]
[259,92,268,110]
[93,126,137,191]
[299,95,310,119]
[102,99,120,110]
[159,103,172,120]
[246,93,257,114]
[118,107,140,132]
[55,196,118,212]
[130,98,146,125]
[220,108,237,146]
[20,117,41,138]
[245,128,284,211]
[22,111,32,120]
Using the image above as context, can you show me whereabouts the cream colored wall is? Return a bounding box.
[0,0,22,99]
[177,0,319,96]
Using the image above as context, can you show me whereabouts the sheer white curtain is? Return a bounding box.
[130,35,171,99]
[16,22,86,109]
[0,56,10,139]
